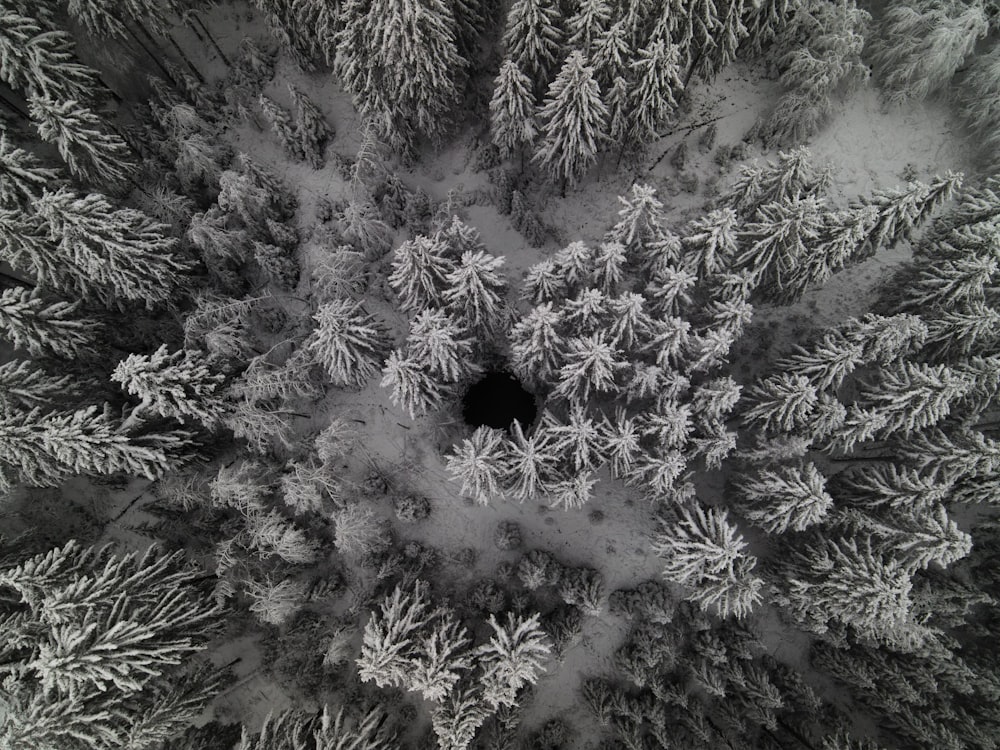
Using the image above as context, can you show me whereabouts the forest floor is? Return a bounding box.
[35,0,977,744]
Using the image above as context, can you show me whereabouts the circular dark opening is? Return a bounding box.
[462,371,537,431]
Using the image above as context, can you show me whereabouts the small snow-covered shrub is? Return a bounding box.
[516,550,562,590]
[494,520,523,550]
[394,494,431,523]
[468,578,507,614]
[332,504,391,557]
[558,567,605,615]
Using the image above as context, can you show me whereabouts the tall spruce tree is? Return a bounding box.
[335,0,466,153]
[501,0,563,96]
[490,59,538,161]
[29,97,136,189]
[533,51,609,191]
[0,286,100,359]
[35,188,189,307]
[0,540,225,750]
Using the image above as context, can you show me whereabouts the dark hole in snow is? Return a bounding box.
[462,371,537,431]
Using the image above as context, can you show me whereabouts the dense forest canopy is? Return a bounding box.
[0,0,999,748]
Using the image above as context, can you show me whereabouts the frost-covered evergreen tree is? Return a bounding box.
[446,426,509,504]
[0,359,82,412]
[626,39,682,147]
[606,183,669,262]
[510,301,565,386]
[743,0,800,56]
[551,332,625,403]
[742,373,818,434]
[0,10,97,101]
[651,500,764,618]
[236,705,397,750]
[501,0,563,95]
[869,0,988,106]
[66,0,185,38]
[590,19,630,89]
[381,349,447,419]
[503,420,559,500]
[761,0,870,144]
[389,234,456,313]
[0,286,100,359]
[112,345,226,428]
[335,0,465,153]
[0,541,224,750]
[0,134,61,206]
[858,361,974,438]
[307,299,391,388]
[443,249,509,338]
[35,188,189,307]
[533,51,608,190]
[287,84,331,168]
[0,404,190,490]
[720,146,832,219]
[681,207,739,278]
[258,94,303,160]
[477,612,551,708]
[736,462,833,533]
[775,535,918,646]
[405,308,479,382]
[29,97,136,189]
[566,0,612,52]
[490,59,538,161]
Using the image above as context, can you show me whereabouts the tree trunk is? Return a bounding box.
[190,13,230,66]
[125,23,178,84]
[683,46,705,92]
[0,90,29,122]
[0,269,35,289]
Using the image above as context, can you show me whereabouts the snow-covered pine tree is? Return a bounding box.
[443,249,509,338]
[852,172,963,261]
[605,183,668,261]
[0,10,97,102]
[236,705,397,750]
[287,84,331,169]
[521,258,567,304]
[0,358,82,412]
[642,315,693,369]
[960,47,1000,170]
[742,0,801,56]
[0,134,61,206]
[735,194,826,297]
[335,0,465,153]
[490,59,538,161]
[243,575,308,626]
[761,0,870,144]
[501,0,563,95]
[668,0,721,77]
[857,361,974,439]
[774,535,919,646]
[389,234,456,313]
[625,38,682,148]
[566,0,612,53]
[544,404,606,472]
[502,419,559,500]
[257,94,303,160]
[651,499,764,618]
[430,687,490,750]
[405,308,479,383]
[735,462,834,533]
[840,504,972,571]
[533,51,608,191]
[773,331,865,391]
[381,349,448,419]
[0,540,224,750]
[307,299,391,388]
[510,301,565,386]
[0,286,100,359]
[868,0,988,106]
[112,345,226,428]
[550,331,625,403]
[698,0,748,80]
[644,264,697,317]
[477,612,551,708]
[28,97,136,189]
[681,207,739,278]
[599,408,642,478]
[66,0,185,38]
[446,425,509,504]
[606,291,653,350]
[590,19,630,89]
[719,146,832,218]
[741,372,818,434]
[35,188,189,307]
